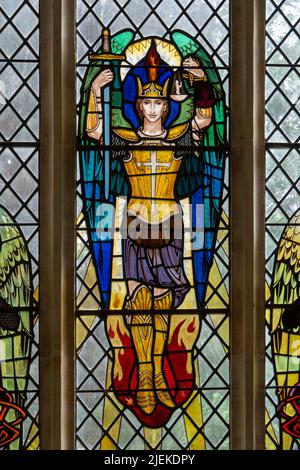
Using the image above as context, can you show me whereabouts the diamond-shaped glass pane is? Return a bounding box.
[0,24,23,58]
[0,65,23,100]
[156,0,182,28]
[11,87,38,120]
[0,148,21,181]
[0,0,24,16]
[13,4,38,38]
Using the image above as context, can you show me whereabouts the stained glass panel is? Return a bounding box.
[0,0,39,450]
[265,0,300,451]
[76,0,230,450]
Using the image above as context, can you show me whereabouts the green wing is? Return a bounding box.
[0,206,33,416]
[171,31,226,140]
[171,31,224,101]
[171,31,226,199]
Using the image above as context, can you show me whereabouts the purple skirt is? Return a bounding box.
[123,237,190,308]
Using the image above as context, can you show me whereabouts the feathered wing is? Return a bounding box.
[271,213,300,333]
[79,30,133,308]
[171,31,227,309]
[0,205,33,448]
[270,210,300,448]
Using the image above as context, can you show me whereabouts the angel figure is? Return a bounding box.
[79,30,227,428]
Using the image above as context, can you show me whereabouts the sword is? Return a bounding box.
[89,28,125,201]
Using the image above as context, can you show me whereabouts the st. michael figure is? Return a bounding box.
[79,29,227,428]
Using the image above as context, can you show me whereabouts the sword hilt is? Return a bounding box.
[89,27,125,62]
[102,28,110,54]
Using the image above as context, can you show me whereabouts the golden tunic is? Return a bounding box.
[86,91,211,224]
[114,125,188,224]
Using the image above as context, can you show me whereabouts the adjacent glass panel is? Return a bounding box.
[265,0,300,451]
[0,0,39,450]
[76,0,230,450]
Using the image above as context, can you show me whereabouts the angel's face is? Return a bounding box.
[140,98,167,123]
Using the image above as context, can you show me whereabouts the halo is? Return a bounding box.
[120,37,181,82]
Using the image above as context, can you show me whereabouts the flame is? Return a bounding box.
[108,325,115,339]
[146,42,161,83]
[167,320,195,406]
[113,295,121,308]
[187,317,196,333]
[124,396,134,407]
[168,320,187,351]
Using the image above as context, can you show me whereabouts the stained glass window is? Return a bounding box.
[265,0,300,450]
[3,0,298,452]
[0,0,40,450]
[76,0,230,450]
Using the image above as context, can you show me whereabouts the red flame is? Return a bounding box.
[187,317,196,333]
[146,42,161,83]
[107,317,198,427]
[167,321,195,406]
[110,322,136,408]
[108,325,115,339]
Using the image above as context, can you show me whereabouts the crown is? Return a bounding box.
[137,78,169,98]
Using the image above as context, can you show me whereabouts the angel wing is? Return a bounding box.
[0,205,33,449]
[79,30,134,308]
[269,210,300,448]
[171,31,227,309]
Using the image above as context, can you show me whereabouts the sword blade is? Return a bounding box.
[103,61,111,201]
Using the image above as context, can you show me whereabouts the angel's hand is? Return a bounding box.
[92,69,114,94]
[182,56,206,79]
